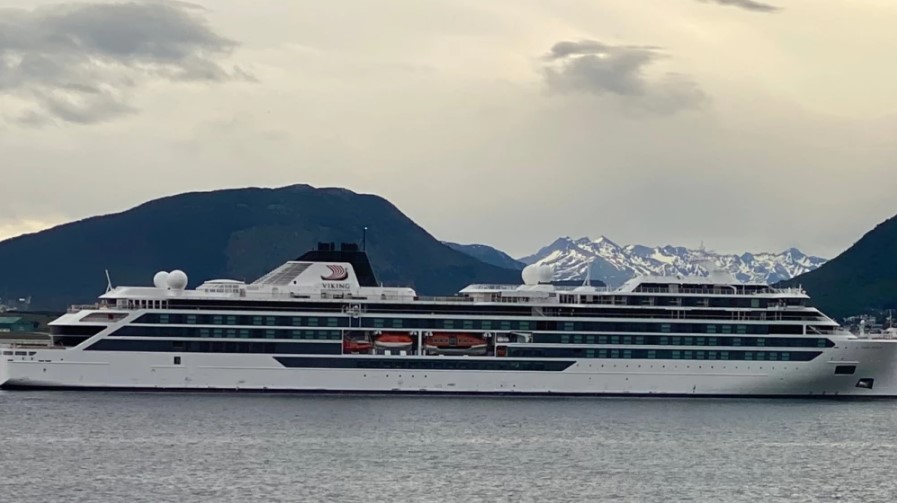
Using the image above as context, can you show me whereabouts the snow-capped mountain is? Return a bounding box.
[519,236,827,287]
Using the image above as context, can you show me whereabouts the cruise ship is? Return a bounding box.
[3,242,897,397]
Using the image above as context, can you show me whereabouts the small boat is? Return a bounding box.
[374,333,414,352]
[425,332,487,356]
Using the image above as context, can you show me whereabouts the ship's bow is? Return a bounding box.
[835,338,897,397]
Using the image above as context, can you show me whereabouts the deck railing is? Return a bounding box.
[68,304,100,313]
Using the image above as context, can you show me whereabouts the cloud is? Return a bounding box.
[0,1,246,125]
[698,0,779,13]
[542,40,707,114]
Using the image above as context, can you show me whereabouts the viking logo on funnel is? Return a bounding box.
[321,264,349,281]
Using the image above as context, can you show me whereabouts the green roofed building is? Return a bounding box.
[0,316,37,333]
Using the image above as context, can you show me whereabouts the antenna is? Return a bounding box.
[105,269,114,293]
[362,226,369,251]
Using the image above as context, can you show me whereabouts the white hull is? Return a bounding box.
[5,339,897,397]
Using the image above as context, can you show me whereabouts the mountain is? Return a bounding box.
[782,214,897,319]
[443,242,525,270]
[520,236,826,287]
[0,185,521,309]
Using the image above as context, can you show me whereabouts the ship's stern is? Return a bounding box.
[0,346,62,389]
[0,348,12,389]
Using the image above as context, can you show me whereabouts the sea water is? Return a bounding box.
[1,392,895,502]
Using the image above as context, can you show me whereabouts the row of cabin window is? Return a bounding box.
[533,334,833,348]
[364,318,805,335]
[506,347,821,362]
[637,296,804,308]
[136,313,346,328]
[138,302,822,324]
[111,326,341,340]
[275,357,573,372]
[86,339,341,354]
[554,308,819,323]
[135,312,813,336]
[557,295,806,308]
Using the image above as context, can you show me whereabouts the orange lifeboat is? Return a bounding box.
[374,332,414,352]
[425,333,487,356]
[343,339,373,354]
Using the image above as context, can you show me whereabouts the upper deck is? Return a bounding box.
[90,243,811,314]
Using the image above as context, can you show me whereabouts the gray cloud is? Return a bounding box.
[698,0,779,13]
[542,40,707,114]
[0,1,245,125]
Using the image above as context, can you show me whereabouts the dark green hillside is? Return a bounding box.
[0,185,520,309]
[783,214,897,319]
[444,242,525,270]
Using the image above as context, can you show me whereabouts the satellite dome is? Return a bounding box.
[153,271,170,289]
[521,264,540,285]
[167,270,189,290]
[538,265,554,284]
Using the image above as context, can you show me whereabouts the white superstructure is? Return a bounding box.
[3,242,897,397]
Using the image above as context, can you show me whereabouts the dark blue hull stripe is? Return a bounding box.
[274,357,576,371]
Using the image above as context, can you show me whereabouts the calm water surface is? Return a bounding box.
[1,392,896,502]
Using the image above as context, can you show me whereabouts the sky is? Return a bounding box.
[1,0,896,259]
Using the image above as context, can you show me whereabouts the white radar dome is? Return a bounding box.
[521,264,540,285]
[538,265,554,284]
[153,271,169,289]
[167,270,189,290]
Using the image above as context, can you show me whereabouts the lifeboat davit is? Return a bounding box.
[425,333,487,356]
[374,333,414,352]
